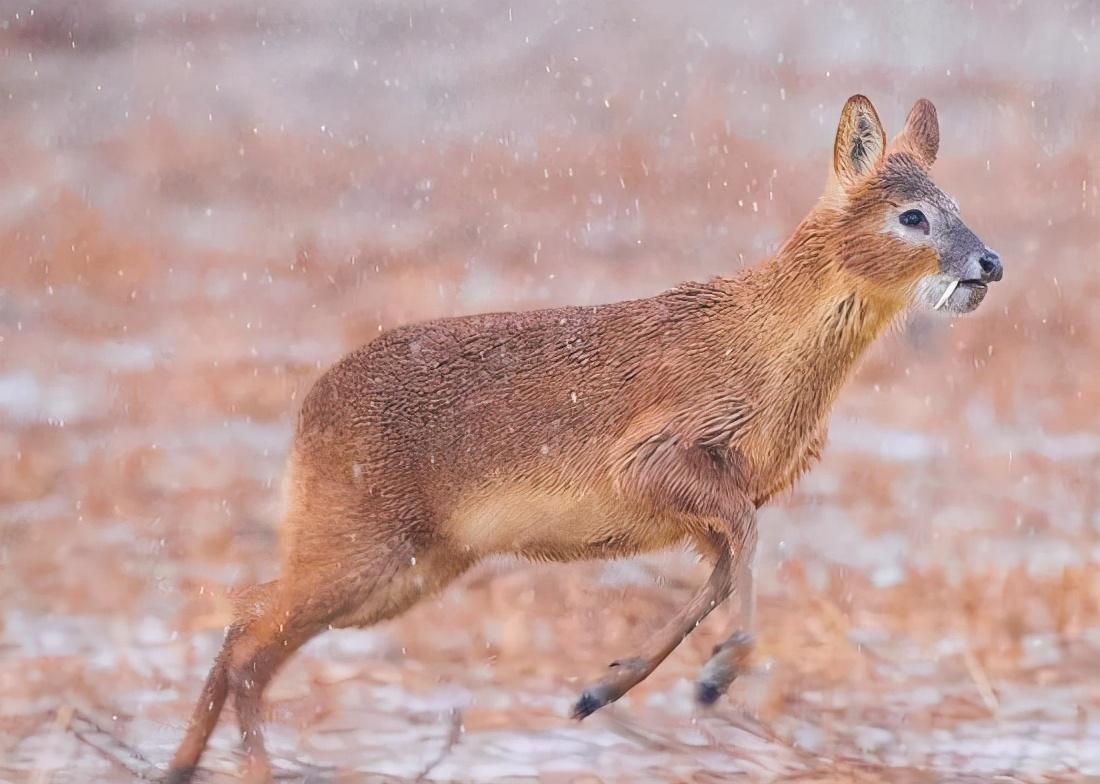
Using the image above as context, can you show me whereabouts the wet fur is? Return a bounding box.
[167,95,994,782]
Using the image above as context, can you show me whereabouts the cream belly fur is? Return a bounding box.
[446,486,694,561]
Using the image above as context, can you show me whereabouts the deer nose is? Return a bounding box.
[978,250,1003,282]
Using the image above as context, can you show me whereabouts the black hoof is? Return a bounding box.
[695,631,754,707]
[573,658,649,720]
[572,689,607,720]
[695,679,723,706]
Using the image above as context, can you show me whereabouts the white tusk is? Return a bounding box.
[934,279,959,310]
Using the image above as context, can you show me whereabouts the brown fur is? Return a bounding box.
[166,95,989,782]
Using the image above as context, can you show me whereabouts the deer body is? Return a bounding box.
[289,259,878,579]
[168,96,1002,783]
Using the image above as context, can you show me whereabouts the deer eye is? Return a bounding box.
[899,209,927,228]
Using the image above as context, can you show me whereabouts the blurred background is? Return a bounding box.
[1,1,1099,781]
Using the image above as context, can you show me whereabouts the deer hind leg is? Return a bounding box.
[224,547,474,784]
[167,577,353,784]
[165,542,443,784]
[227,585,336,784]
[572,501,757,720]
[166,582,276,784]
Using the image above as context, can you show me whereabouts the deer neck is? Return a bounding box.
[730,216,903,449]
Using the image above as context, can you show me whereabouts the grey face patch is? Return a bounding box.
[876,153,997,313]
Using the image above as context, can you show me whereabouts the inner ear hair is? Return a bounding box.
[833,95,886,186]
[849,112,884,174]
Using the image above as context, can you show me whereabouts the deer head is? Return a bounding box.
[826,95,1003,315]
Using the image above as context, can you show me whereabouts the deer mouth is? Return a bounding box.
[933,279,987,311]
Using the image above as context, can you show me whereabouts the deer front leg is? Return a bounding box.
[572,499,756,719]
[695,550,756,705]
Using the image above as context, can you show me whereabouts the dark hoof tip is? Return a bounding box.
[572,690,605,720]
[695,680,723,706]
[164,767,197,784]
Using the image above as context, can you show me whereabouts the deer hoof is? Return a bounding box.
[695,679,724,706]
[572,688,607,720]
[695,631,754,707]
[572,657,648,719]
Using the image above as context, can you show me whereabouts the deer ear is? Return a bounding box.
[832,95,886,188]
[893,98,939,168]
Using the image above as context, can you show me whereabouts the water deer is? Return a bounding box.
[167,95,1002,782]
